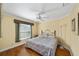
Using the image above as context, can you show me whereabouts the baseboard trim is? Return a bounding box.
[0,42,25,52]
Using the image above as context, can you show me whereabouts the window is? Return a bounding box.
[19,24,32,40]
[14,19,33,42]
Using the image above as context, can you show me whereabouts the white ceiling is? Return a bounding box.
[2,3,75,22]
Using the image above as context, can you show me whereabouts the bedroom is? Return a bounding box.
[0,3,79,56]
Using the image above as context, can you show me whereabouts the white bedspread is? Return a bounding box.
[25,36,57,56]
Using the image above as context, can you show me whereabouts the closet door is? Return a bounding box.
[78,13,79,35]
[0,4,1,37]
[61,24,67,40]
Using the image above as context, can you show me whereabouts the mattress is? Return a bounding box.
[25,36,57,56]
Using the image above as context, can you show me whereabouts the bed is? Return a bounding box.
[25,34,57,56]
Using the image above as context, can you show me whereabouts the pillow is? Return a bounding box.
[42,33,47,38]
[39,32,48,38]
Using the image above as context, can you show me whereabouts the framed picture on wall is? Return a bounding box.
[72,18,75,32]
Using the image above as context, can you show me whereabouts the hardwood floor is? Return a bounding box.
[0,44,71,56]
[55,45,71,56]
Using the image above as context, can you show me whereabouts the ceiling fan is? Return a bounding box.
[35,3,68,21]
[36,12,48,21]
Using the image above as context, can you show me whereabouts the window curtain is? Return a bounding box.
[15,23,20,42]
[31,25,32,38]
